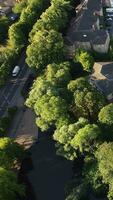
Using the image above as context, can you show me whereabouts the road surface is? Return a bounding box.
[0,51,30,117]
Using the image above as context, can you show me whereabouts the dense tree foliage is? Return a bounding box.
[83,157,106,197]
[74,49,94,72]
[26,30,65,70]
[71,124,101,153]
[53,118,89,160]
[8,22,26,48]
[68,77,106,120]
[12,0,27,13]
[95,142,113,200]
[0,137,24,168]
[0,167,25,200]
[98,103,113,126]
[29,0,72,41]
[0,137,25,200]
[0,0,49,86]
[0,16,10,43]
[9,0,49,48]
[20,0,48,32]
[1,0,112,199]
[26,62,72,130]
[45,62,71,86]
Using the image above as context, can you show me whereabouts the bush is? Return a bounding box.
[74,49,94,72]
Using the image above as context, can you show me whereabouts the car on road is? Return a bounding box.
[12,66,20,77]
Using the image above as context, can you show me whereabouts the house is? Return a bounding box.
[90,62,113,101]
[65,0,110,55]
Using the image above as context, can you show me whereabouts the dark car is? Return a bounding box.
[9,13,19,21]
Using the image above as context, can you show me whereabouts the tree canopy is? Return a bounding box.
[26,30,65,70]
[71,124,101,153]
[53,118,89,160]
[68,77,106,120]
[74,49,94,72]
[98,103,113,126]
[0,167,25,200]
[29,0,72,41]
[95,142,113,200]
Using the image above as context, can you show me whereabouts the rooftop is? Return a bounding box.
[65,29,109,45]
[91,62,113,97]
[66,0,107,46]
[76,0,102,31]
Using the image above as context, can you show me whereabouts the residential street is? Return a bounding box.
[0,51,30,117]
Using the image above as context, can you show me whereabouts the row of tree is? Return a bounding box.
[0,0,50,86]
[29,0,74,41]
[26,0,75,70]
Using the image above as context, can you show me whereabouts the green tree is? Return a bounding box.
[26,76,51,108]
[0,167,25,200]
[95,142,113,200]
[12,0,27,13]
[8,22,26,48]
[26,30,65,69]
[83,156,106,197]
[29,0,72,40]
[98,103,113,126]
[74,49,94,72]
[45,62,71,86]
[68,77,106,120]
[67,77,91,92]
[53,118,89,160]
[0,16,10,43]
[71,124,101,153]
[0,137,24,168]
[35,93,69,131]
[19,0,49,32]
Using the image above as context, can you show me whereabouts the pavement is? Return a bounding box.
[9,107,38,139]
[28,132,73,200]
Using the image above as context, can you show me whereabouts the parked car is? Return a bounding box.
[9,13,19,21]
[106,17,112,21]
[107,14,113,17]
[12,66,20,77]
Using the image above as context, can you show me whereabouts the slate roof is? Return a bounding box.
[66,0,108,46]
[91,62,113,97]
[76,0,102,31]
[65,30,109,45]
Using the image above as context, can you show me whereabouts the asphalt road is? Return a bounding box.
[0,53,30,117]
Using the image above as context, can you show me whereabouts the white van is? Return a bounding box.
[12,66,20,77]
